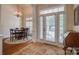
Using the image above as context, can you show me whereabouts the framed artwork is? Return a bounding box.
[74,5,79,25]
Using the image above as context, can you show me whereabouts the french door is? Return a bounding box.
[40,13,64,43]
[59,14,64,43]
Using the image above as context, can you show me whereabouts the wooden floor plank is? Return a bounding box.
[3,39,32,55]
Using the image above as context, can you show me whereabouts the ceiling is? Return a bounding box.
[6,4,64,17]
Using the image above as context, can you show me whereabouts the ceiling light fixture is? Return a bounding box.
[15,5,22,17]
[15,11,22,17]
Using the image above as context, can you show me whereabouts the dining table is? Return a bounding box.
[10,28,28,41]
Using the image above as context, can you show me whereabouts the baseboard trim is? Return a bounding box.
[36,39,64,48]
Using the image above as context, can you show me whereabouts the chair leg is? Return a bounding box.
[10,36,13,42]
[63,47,67,55]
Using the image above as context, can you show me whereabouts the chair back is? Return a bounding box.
[10,29,14,34]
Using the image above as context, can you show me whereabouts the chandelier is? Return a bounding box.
[15,5,22,17]
[15,11,22,17]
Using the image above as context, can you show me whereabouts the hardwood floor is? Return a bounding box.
[3,39,71,55]
[13,42,64,55]
[3,39,65,55]
[3,39,32,55]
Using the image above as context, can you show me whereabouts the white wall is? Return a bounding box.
[0,5,1,35]
[73,5,79,32]
[64,5,74,32]
[0,5,2,55]
[0,5,20,37]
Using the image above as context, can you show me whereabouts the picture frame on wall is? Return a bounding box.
[74,5,79,25]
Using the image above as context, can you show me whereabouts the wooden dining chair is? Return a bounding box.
[25,28,29,39]
[10,29,15,41]
[15,28,25,40]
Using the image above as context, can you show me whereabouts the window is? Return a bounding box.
[26,17,32,35]
[40,6,64,15]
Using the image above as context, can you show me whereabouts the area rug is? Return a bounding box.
[4,38,29,44]
[12,42,66,55]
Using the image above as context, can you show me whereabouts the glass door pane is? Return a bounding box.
[45,15,55,42]
[26,17,32,40]
[59,14,64,43]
